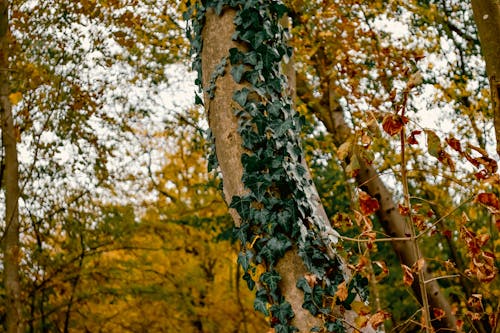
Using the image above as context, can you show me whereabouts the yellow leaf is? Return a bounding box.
[354,315,368,328]
[9,92,22,105]
[351,301,371,315]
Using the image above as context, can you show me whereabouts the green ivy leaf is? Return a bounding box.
[231,64,245,83]
[237,251,252,271]
[233,88,249,106]
[229,195,252,220]
[271,301,294,324]
[254,289,269,315]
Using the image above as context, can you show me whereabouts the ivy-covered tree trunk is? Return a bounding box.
[0,1,23,332]
[193,3,375,332]
[470,0,500,155]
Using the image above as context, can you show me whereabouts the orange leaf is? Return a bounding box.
[368,310,391,329]
[304,273,317,288]
[475,193,500,210]
[359,191,380,216]
[398,204,410,216]
[413,258,425,273]
[335,281,349,302]
[433,308,445,320]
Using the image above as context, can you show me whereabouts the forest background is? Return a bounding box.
[0,0,499,332]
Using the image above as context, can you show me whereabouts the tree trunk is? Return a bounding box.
[470,0,500,155]
[199,6,374,332]
[296,75,458,332]
[0,1,23,332]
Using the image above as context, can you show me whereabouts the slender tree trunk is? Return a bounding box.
[296,75,458,332]
[200,7,374,332]
[0,1,23,332]
[470,0,500,155]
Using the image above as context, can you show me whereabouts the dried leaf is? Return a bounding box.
[467,294,483,309]
[398,204,410,216]
[355,255,370,272]
[335,281,349,302]
[373,260,389,281]
[413,258,425,273]
[368,310,391,329]
[401,264,414,286]
[304,273,317,288]
[467,144,488,156]
[346,154,360,177]
[446,137,462,153]
[412,214,426,231]
[475,156,498,173]
[359,191,380,216]
[337,140,352,160]
[407,130,421,145]
[433,307,445,320]
[382,114,407,136]
[361,133,372,148]
[475,193,500,211]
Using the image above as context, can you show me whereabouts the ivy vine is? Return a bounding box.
[185,1,368,332]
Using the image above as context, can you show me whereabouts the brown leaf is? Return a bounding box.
[407,130,421,145]
[467,294,483,309]
[398,204,410,216]
[373,260,389,281]
[355,255,370,272]
[475,192,500,211]
[346,154,361,177]
[438,150,456,171]
[337,140,352,160]
[489,312,498,331]
[467,144,488,156]
[401,264,414,286]
[382,114,407,136]
[359,191,380,216]
[446,137,462,153]
[304,273,318,288]
[476,156,498,173]
[413,258,425,273]
[433,308,445,320]
[335,281,349,302]
[361,133,372,148]
[368,310,391,329]
[412,214,426,231]
[467,311,482,321]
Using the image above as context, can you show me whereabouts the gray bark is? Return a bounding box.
[471,0,500,155]
[1,1,23,332]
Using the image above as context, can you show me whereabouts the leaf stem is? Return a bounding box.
[400,90,432,333]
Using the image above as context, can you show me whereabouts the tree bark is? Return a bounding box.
[200,7,374,332]
[0,1,23,332]
[470,0,500,155]
[296,76,458,332]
